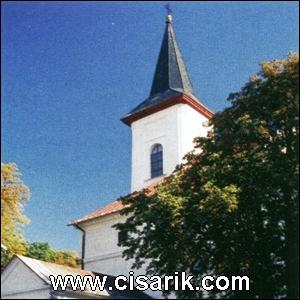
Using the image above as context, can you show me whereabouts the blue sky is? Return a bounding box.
[1,1,299,252]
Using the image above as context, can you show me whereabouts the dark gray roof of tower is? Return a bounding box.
[150,16,194,97]
[124,15,200,118]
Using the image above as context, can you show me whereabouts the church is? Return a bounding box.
[1,11,213,299]
[69,10,213,292]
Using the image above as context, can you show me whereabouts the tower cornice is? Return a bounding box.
[121,92,214,126]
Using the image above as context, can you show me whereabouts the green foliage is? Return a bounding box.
[26,242,79,268]
[114,53,299,298]
[52,250,79,268]
[26,242,54,261]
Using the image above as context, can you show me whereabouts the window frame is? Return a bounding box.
[150,144,163,178]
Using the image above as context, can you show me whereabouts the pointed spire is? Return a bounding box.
[121,10,213,126]
[149,12,195,97]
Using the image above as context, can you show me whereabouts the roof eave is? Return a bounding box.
[68,209,122,227]
[121,93,214,126]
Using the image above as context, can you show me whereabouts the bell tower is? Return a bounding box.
[121,12,213,192]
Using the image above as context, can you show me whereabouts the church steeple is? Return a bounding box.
[150,13,195,97]
[121,10,213,127]
[122,9,213,192]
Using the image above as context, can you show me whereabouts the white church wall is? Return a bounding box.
[83,213,121,257]
[81,213,162,298]
[81,213,148,277]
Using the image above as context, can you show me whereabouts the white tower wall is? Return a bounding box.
[131,103,209,192]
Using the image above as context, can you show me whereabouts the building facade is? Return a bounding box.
[1,255,150,299]
[70,12,213,295]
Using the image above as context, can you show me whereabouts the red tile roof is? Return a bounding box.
[69,183,157,225]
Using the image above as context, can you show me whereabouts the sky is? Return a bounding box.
[1,1,299,252]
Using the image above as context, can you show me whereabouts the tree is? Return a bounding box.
[26,242,55,261]
[26,242,79,268]
[1,163,30,268]
[115,53,299,298]
[52,249,79,268]
[1,163,79,269]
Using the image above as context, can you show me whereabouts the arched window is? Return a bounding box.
[151,144,163,178]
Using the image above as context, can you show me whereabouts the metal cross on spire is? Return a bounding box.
[164,3,173,23]
[164,3,173,15]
